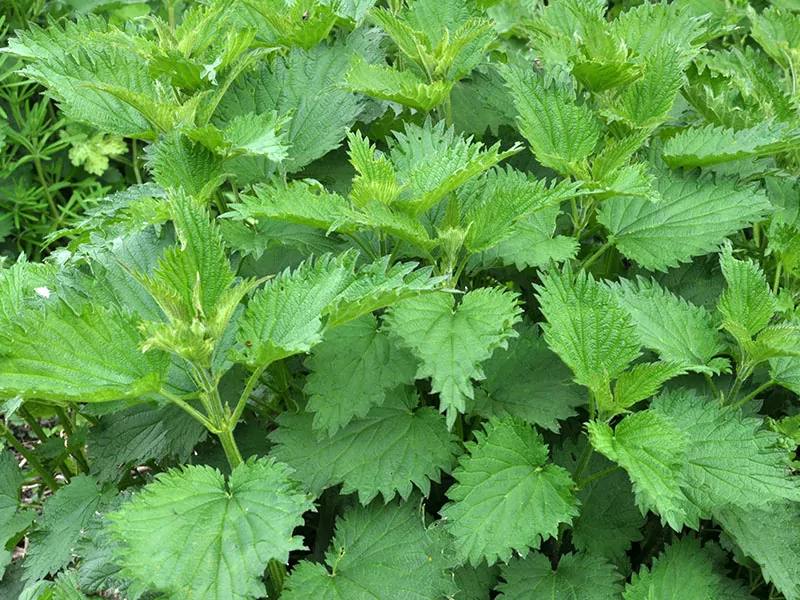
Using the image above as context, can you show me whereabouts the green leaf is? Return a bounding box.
[502,66,602,175]
[604,40,689,130]
[384,288,522,428]
[220,111,290,160]
[472,322,585,432]
[0,302,168,403]
[0,451,34,577]
[233,179,358,232]
[613,361,687,409]
[624,537,746,600]
[716,503,800,600]
[216,29,381,175]
[345,57,453,112]
[651,389,800,514]
[389,120,521,216]
[662,122,800,169]
[535,266,641,392]
[107,457,314,600]
[717,243,776,338]
[304,314,417,436]
[144,132,226,199]
[481,207,579,270]
[588,411,691,530]
[87,402,206,482]
[0,259,57,331]
[613,277,727,373]
[557,442,644,560]
[282,501,457,600]
[613,2,706,57]
[24,476,114,583]
[462,167,581,254]
[598,167,772,271]
[270,389,459,503]
[497,552,623,600]
[750,6,800,70]
[235,254,355,367]
[441,417,579,566]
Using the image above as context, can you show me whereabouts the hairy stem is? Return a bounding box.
[576,465,620,489]
[580,240,613,271]
[55,407,90,473]
[218,428,243,469]
[0,421,60,491]
[733,380,776,410]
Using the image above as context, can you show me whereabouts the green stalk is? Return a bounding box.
[55,407,90,473]
[580,240,613,271]
[0,421,60,491]
[218,428,243,469]
[572,441,594,483]
[576,465,620,489]
[267,559,287,596]
[733,380,776,410]
[19,407,73,482]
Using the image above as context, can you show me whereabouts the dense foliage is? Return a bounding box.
[1,0,800,598]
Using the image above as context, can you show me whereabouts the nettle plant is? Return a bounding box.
[1,0,800,598]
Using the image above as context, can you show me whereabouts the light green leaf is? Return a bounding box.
[613,2,706,57]
[384,288,522,428]
[270,389,459,503]
[345,56,453,112]
[497,552,623,600]
[535,266,641,392]
[598,167,772,271]
[233,179,358,232]
[304,315,417,436]
[717,243,776,338]
[502,66,602,175]
[588,411,691,530]
[651,389,800,514]
[662,122,800,169]
[221,111,289,160]
[389,120,521,216]
[235,254,355,367]
[462,168,581,254]
[604,40,689,130]
[0,302,168,403]
[441,417,579,566]
[282,501,457,600]
[613,361,687,409]
[613,277,727,373]
[144,132,226,199]
[472,322,585,432]
[716,503,800,600]
[107,458,314,600]
[557,442,644,560]
[624,537,746,600]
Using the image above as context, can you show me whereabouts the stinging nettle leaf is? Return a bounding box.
[535,266,641,393]
[613,277,727,373]
[107,457,314,600]
[384,288,522,428]
[304,314,417,436]
[598,166,773,271]
[282,501,457,600]
[502,65,602,175]
[270,388,460,503]
[441,417,579,566]
[588,411,692,530]
[0,301,168,404]
[497,551,623,600]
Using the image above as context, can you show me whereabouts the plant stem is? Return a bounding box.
[580,240,613,271]
[0,421,60,491]
[704,373,720,400]
[733,380,776,410]
[229,364,268,429]
[55,407,91,473]
[576,465,620,489]
[267,559,286,596]
[218,428,243,469]
[773,262,782,295]
[573,441,594,482]
[19,407,73,482]
[132,139,142,185]
[161,388,218,432]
